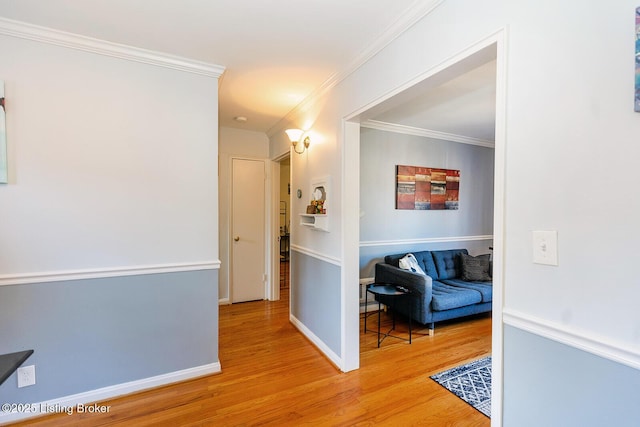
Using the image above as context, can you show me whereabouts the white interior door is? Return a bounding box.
[232,158,266,303]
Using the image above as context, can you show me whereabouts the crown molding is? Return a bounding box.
[0,17,225,78]
[267,0,445,137]
[361,120,495,148]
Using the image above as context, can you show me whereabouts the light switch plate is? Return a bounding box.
[532,230,558,266]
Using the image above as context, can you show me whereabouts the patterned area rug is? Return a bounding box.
[430,356,492,417]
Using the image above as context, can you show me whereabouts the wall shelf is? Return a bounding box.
[300,176,330,232]
[299,214,329,232]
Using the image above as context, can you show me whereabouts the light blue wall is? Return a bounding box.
[359,128,494,277]
[359,239,494,279]
[0,270,218,404]
[504,325,640,427]
[290,251,341,355]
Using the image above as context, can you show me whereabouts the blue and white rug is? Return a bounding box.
[430,356,492,417]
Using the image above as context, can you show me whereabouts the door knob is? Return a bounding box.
[234,236,240,242]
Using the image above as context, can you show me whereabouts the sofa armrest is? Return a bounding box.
[374,263,432,303]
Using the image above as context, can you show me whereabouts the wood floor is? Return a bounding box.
[12,282,491,426]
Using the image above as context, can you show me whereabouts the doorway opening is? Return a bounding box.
[278,155,291,292]
[343,33,506,421]
[357,55,497,347]
[268,152,291,303]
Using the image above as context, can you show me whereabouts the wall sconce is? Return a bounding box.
[285,129,310,154]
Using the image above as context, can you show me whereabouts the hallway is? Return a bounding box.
[14,288,490,426]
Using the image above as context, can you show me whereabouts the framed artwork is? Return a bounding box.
[0,80,6,183]
[636,7,640,112]
[396,165,460,210]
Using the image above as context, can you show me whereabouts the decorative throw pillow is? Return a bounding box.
[460,253,492,281]
[398,253,427,276]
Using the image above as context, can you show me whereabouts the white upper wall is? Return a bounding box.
[219,126,269,157]
[0,32,221,278]
[282,0,640,353]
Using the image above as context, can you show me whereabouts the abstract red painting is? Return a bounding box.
[396,165,459,210]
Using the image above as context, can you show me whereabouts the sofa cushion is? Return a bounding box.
[413,251,438,278]
[431,281,482,311]
[439,279,493,303]
[432,249,469,279]
[459,253,492,281]
[385,251,439,279]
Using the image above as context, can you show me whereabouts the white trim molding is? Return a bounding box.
[290,244,341,266]
[359,234,493,248]
[0,261,221,287]
[358,277,378,314]
[361,120,495,148]
[290,314,342,371]
[0,362,221,424]
[0,17,225,78]
[503,308,640,371]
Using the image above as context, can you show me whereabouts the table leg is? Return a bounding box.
[409,306,412,344]
[377,301,381,348]
[392,306,396,331]
[364,287,368,333]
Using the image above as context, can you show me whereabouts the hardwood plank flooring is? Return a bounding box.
[11,288,491,426]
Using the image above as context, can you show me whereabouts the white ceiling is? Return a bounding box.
[367,60,497,142]
[0,0,496,140]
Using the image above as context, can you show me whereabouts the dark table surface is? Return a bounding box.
[367,284,409,296]
[0,350,34,386]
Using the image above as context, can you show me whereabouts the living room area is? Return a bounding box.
[355,52,497,418]
[358,123,495,337]
[358,55,497,316]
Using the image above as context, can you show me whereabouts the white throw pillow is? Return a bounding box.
[398,253,426,275]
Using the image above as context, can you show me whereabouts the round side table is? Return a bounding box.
[364,284,412,347]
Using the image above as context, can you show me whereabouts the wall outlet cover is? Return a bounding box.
[17,364,36,388]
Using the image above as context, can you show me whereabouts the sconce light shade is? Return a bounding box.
[285,129,304,142]
[285,128,310,154]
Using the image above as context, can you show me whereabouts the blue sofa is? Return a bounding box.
[374,249,492,334]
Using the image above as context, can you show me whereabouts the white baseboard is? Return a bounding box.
[289,314,343,371]
[359,277,380,313]
[0,362,221,424]
[360,302,381,314]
